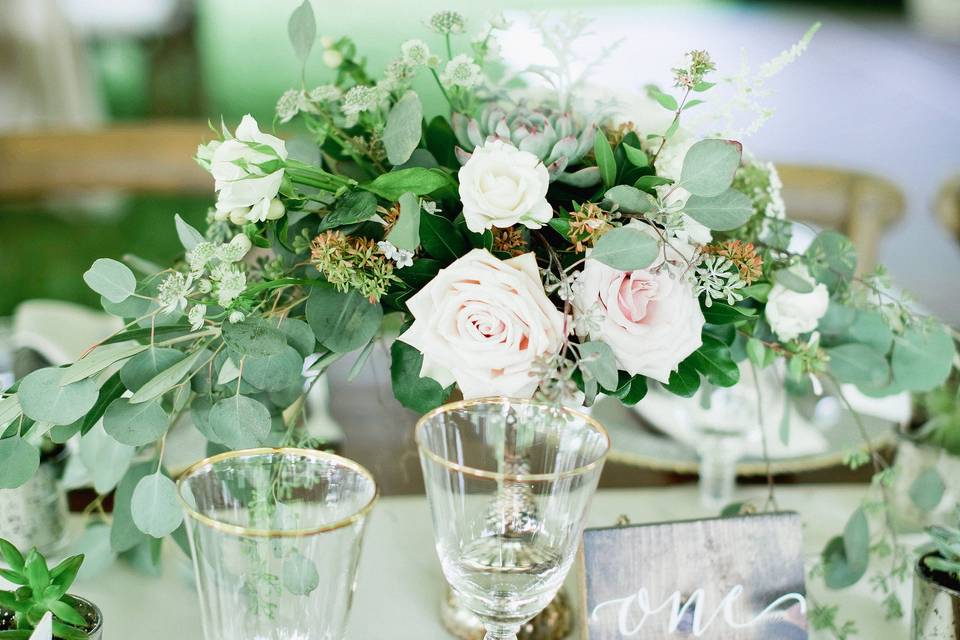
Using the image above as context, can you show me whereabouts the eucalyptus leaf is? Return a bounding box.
[18,367,98,426]
[383,91,423,166]
[222,318,287,357]
[131,473,184,538]
[683,189,753,231]
[805,231,856,292]
[174,214,205,251]
[909,468,945,513]
[891,323,955,392]
[79,423,135,494]
[287,0,316,65]
[71,524,116,581]
[679,139,742,197]
[102,398,169,447]
[827,343,890,388]
[603,185,657,214]
[283,551,320,596]
[773,268,815,294]
[387,192,421,252]
[128,350,203,404]
[578,341,619,391]
[306,284,383,353]
[589,226,658,271]
[848,310,894,354]
[240,345,305,392]
[120,348,190,389]
[208,394,271,450]
[61,342,147,386]
[0,436,40,489]
[276,317,316,358]
[0,395,22,429]
[83,258,137,303]
[110,462,155,553]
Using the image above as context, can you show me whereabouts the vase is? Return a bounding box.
[177,447,377,640]
[0,595,102,640]
[912,553,960,639]
[0,449,67,557]
[890,439,960,532]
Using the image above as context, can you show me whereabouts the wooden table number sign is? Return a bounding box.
[579,512,808,639]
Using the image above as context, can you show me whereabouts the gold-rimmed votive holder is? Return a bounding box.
[177,448,378,640]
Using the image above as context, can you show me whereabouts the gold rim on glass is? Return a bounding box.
[176,447,379,538]
[414,397,611,483]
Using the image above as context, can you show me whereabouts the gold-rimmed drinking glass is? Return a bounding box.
[177,448,378,640]
[416,398,610,640]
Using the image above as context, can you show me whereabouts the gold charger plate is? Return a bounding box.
[592,395,898,476]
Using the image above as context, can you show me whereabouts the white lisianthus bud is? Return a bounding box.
[265,198,285,220]
[229,207,250,225]
[213,208,230,222]
[228,310,246,324]
[319,35,335,49]
[323,49,344,68]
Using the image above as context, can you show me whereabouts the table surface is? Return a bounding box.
[56,484,913,639]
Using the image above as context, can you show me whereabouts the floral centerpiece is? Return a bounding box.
[0,3,957,632]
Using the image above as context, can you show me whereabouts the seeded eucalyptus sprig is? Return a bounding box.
[0,538,88,640]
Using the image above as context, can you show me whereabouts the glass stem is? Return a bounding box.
[483,624,520,640]
[698,434,739,511]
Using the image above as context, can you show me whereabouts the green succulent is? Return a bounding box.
[922,523,960,581]
[0,538,88,640]
[451,102,600,187]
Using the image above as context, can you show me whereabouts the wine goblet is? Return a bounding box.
[416,398,610,640]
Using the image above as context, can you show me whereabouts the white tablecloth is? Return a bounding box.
[57,485,913,639]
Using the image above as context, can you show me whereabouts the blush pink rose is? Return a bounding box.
[398,249,566,399]
[574,260,704,383]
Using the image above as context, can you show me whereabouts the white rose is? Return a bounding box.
[458,140,552,233]
[398,249,565,399]
[574,259,704,383]
[764,266,829,341]
[210,115,287,222]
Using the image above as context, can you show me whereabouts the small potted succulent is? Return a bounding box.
[912,522,960,639]
[0,538,102,639]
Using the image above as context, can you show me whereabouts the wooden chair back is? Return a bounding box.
[0,121,213,198]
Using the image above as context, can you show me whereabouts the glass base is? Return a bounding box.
[440,586,573,640]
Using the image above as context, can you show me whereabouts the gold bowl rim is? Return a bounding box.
[414,397,611,483]
[176,447,379,538]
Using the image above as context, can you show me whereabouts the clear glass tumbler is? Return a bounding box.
[416,398,610,640]
[177,448,378,640]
